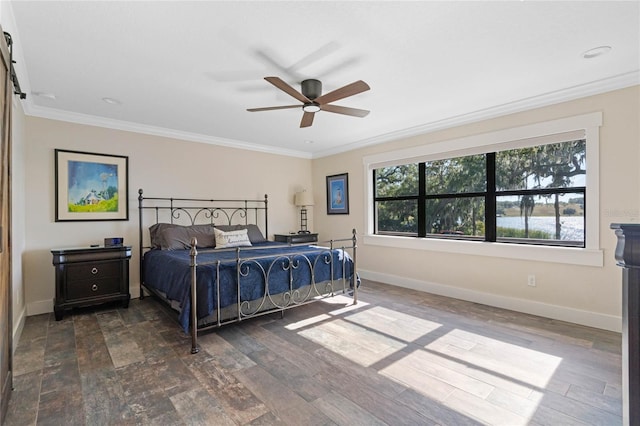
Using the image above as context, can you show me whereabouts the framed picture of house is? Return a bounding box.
[326,173,349,215]
[55,149,129,221]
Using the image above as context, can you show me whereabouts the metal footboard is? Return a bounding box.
[187,230,358,354]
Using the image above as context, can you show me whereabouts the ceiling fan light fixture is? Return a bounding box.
[302,103,321,113]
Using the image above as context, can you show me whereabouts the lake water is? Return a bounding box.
[496,216,584,241]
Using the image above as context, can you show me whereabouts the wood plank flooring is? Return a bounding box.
[4,280,622,425]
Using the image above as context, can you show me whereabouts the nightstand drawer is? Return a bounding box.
[66,277,121,300]
[66,261,120,281]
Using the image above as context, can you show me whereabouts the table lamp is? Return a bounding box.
[294,190,314,234]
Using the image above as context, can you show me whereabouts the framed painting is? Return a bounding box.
[55,149,129,221]
[326,173,349,215]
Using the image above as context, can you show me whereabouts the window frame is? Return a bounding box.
[363,112,603,266]
[375,145,586,246]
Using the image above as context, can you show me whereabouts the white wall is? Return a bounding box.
[17,84,639,333]
[23,117,313,315]
[313,86,640,332]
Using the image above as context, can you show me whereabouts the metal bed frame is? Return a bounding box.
[138,189,358,354]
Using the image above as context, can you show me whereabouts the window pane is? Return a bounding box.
[425,154,486,194]
[426,197,485,237]
[496,140,586,191]
[375,164,419,197]
[496,193,584,244]
[376,200,418,234]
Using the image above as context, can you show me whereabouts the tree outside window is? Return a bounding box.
[374,140,586,247]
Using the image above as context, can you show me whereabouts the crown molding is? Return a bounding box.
[23,104,313,159]
[19,69,638,161]
[311,71,639,159]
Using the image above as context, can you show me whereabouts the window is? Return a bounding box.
[364,112,603,265]
[374,140,586,247]
[375,164,419,235]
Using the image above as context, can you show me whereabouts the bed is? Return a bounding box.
[138,189,358,354]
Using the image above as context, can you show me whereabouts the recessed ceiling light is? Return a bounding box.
[304,140,314,144]
[102,97,122,105]
[582,46,612,59]
[32,91,56,100]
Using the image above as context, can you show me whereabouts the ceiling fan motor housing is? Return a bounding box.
[301,79,322,100]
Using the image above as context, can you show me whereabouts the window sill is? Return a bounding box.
[363,234,603,267]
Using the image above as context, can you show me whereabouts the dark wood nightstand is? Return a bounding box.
[274,233,318,244]
[51,245,132,320]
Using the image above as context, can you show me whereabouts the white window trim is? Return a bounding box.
[362,112,603,267]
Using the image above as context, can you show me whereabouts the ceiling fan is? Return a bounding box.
[247,76,370,128]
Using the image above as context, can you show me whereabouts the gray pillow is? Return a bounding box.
[150,223,216,250]
[215,224,266,243]
[149,223,179,248]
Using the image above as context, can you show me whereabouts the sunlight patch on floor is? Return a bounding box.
[297,317,407,367]
[284,296,369,330]
[425,329,563,389]
[291,294,564,424]
[344,305,443,342]
[284,313,332,331]
[377,327,563,424]
[326,295,370,315]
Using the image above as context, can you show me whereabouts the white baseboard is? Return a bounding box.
[12,306,26,353]
[25,285,141,318]
[130,284,140,299]
[359,269,622,333]
[26,299,53,316]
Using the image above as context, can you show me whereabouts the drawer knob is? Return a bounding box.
[91,267,98,275]
[91,284,98,292]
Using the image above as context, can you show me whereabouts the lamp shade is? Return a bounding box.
[294,190,314,207]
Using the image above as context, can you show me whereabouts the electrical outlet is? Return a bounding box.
[527,275,536,287]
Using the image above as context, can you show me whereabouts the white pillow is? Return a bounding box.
[214,228,252,249]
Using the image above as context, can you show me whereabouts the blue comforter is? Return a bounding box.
[143,242,355,331]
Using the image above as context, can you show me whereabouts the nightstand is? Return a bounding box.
[274,233,318,244]
[51,245,132,320]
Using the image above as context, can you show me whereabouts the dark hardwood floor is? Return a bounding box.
[4,280,622,425]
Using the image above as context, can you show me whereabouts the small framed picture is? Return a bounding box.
[55,149,129,221]
[326,173,349,215]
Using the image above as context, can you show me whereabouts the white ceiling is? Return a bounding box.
[5,1,640,158]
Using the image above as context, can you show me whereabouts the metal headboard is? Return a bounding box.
[137,188,269,290]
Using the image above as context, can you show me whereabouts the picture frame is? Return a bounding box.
[326,173,349,215]
[55,149,129,221]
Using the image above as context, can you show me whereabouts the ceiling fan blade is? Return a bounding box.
[300,111,315,128]
[315,80,370,105]
[255,50,303,82]
[264,76,310,103]
[289,41,341,71]
[315,56,361,80]
[247,105,301,112]
[320,104,370,117]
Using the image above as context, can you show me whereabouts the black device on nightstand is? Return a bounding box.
[51,245,132,320]
[274,233,318,244]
